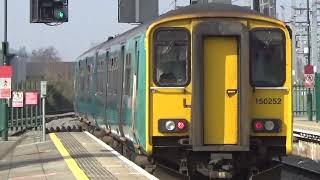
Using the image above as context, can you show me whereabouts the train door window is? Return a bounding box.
[113,57,118,95]
[97,59,104,93]
[125,53,132,95]
[87,63,92,91]
[96,59,100,92]
[109,58,114,95]
[101,61,104,92]
[250,29,285,87]
[107,58,113,96]
[85,59,90,92]
[153,28,190,87]
[80,61,85,92]
[104,51,109,94]
[135,41,140,89]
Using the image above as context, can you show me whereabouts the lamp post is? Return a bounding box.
[306,0,313,121]
[0,0,8,141]
[2,0,8,66]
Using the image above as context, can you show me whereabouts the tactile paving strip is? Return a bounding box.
[57,132,118,180]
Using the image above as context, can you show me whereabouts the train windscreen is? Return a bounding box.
[153,28,190,87]
[250,29,285,87]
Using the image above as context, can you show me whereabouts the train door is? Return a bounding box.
[130,41,139,135]
[118,45,126,137]
[104,51,109,123]
[192,21,250,151]
[203,37,238,145]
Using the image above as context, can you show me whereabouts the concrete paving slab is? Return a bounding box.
[294,120,320,132]
[0,131,76,180]
[1,131,158,180]
[69,132,157,180]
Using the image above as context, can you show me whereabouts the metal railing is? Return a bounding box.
[8,81,43,132]
[293,82,316,117]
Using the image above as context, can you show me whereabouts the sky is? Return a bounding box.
[0,0,289,61]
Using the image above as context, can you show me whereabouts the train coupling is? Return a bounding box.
[207,161,232,179]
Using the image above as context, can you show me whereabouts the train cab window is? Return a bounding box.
[250,29,285,87]
[153,28,190,87]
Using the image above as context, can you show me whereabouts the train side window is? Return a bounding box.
[250,29,285,87]
[153,28,190,87]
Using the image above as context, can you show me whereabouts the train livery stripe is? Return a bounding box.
[49,133,89,180]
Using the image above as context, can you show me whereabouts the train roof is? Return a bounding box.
[161,3,259,18]
[152,3,284,26]
[77,3,284,60]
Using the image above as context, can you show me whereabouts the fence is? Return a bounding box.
[293,82,316,117]
[7,81,43,132]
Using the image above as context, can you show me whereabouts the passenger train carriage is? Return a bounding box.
[74,3,292,179]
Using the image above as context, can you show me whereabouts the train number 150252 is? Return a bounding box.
[255,98,282,104]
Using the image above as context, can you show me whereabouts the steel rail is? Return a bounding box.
[281,160,320,178]
[293,128,320,142]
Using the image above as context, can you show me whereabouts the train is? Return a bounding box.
[74,3,292,179]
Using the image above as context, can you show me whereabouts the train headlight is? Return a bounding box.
[158,119,188,133]
[165,121,176,131]
[252,119,281,133]
[264,121,275,131]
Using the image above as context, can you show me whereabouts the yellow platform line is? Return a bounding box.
[49,133,89,180]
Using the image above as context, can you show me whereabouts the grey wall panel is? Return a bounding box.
[118,0,158,23]
[118,0,136,23]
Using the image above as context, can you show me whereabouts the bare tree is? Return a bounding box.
[30,46,61,62]
[16,46,29,58]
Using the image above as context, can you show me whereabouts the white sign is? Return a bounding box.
[12,91,24,108]
[304,74,315,88]
[41,81,47,97]
[304,47,309,54]
[0,78,12,99]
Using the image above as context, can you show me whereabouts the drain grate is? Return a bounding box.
[57,133,118,180]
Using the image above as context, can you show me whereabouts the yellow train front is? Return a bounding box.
[146,4,292,178]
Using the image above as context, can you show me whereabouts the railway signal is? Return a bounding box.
[30,0,68,23]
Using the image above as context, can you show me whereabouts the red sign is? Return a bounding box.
[304,65,314,74]
[0,66,12,99]
[0,66,12,78]
[25,92,38,105]
[304,65,315,88]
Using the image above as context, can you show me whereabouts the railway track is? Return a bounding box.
[293,129,320,142]
[45,111,82,133]
[281,160,320,180]
[154,163,189,180]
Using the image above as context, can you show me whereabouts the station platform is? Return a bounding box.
[0,131,158,180]
[293,119,320,135]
